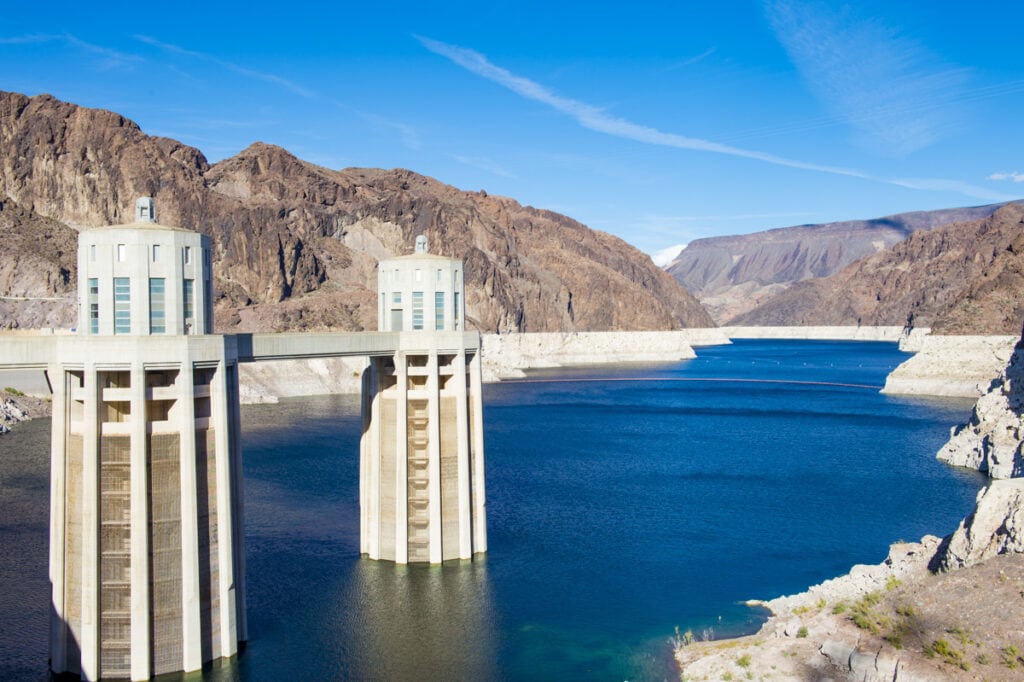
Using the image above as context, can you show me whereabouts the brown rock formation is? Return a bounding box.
[0,90,713,333]
[0,198,77,328]
[730,203,1024,334]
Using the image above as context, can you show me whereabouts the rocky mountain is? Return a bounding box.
[0,90,714,332]
[729,202,1024,334]
[667,204,1006,323]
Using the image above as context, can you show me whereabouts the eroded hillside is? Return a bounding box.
[730,203,1024,334]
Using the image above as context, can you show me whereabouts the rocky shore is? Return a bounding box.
[479,329,728,381]
[882,334,1019,398]
[238,356,368,404]
[0,390,49,433]
[937,336,1024,478]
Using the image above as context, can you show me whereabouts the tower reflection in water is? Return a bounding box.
[333,558,500,681]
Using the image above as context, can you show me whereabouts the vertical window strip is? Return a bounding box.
[89,278,99,334]
[412,291,424,330]
[454,292,460,330]
[149,278,166,334]
[113,278,130,334]
[183,279,194,333]
[435,292,445,331]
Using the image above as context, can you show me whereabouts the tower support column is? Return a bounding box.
[394,353,409,564]
[48,363,69,673]
[178,358,202,672]
[469,349,487,554]
[360,333,486,564]
[80,361,100,681]
[129,364,151,680]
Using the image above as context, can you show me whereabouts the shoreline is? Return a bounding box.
[2,327,1014,406]
[882,334,1019,398]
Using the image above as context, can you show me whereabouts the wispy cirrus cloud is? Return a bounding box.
[663,47,717,72]
[417,36,1015,204]
[135,34,314,98]
[763,0,967,155]
[990,172,1024,183]
[417,35,865,178]
[0,33,141,69]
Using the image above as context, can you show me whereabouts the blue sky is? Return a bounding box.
[3,1,1023,259]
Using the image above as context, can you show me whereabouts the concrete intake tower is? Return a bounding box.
[50,199,246,679]
[361,234,487,563]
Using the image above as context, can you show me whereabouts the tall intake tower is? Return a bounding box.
[50,198,245,679]
[360,235,487,563]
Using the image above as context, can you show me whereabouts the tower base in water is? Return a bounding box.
[360,339,487,563]
[48,335,246,680]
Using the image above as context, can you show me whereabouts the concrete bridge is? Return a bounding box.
[0,199,487,680]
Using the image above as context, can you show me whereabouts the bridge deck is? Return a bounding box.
[234,330,480,362]
[0,331,481,371]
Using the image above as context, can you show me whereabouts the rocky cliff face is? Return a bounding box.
[934,480,1024,570]
[937,332,1024,475]
[0,90,713,333]
[668,204,1004,323]
[730,203,1024,333]
[0,196,78,329]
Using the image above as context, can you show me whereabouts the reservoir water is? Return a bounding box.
[0,339,987,680]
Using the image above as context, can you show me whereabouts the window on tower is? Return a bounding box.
[149,278,166,334]
[113,278,130,334]
[412,291,424,330]
[88,278,99,334]
[183,279,195,333]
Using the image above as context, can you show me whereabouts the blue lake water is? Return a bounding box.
[0,339,987,680]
